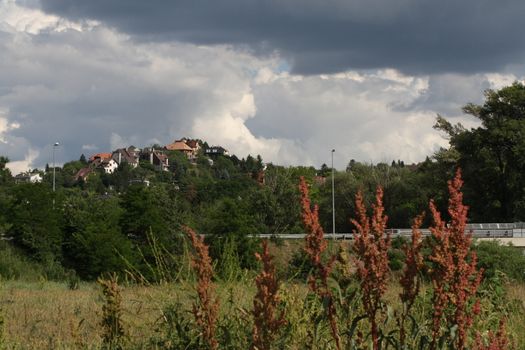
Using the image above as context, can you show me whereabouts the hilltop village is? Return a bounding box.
[13,138,266,188]
[72,139,231,183]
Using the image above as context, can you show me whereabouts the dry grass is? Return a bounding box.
[0,280,254,349]
[0,247,521,350]
[505,283,525,347]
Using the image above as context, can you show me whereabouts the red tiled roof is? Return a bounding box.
[165,141,192,151]
[155,153,168,162]
[89,153,112,162]
[186,140,199,149]
[74,167,93,180]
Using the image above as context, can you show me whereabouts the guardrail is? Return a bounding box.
[256,224,525,240]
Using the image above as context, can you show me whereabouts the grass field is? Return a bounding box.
[0,276,524,349]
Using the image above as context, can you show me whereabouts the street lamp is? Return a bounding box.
[331,149,335,239]
[52,142,60,192]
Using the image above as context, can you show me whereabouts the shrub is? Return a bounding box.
[0,242,44,281]
[202,198,260,272]
[388,249,405,271]
[474,240,525,282]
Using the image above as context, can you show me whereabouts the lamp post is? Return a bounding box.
[331,149,335,239]
[52,142,59,192]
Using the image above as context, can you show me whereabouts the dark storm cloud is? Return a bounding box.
[33,0,525,75]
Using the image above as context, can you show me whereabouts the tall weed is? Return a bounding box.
[299,176,341,349]
[98,274,126,350]
[428,169,482,349]
[184,226,219,350]
[251,240,286,350]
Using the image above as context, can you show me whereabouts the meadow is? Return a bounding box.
[0,263,524,349]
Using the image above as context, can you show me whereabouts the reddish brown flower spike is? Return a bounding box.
[299,176,341,350]
[428,169,484,350]
[183,226,220,350]
[398,213,425,346]
[251,240,286,350]
[351,187,391,350]
[474,319,511,350]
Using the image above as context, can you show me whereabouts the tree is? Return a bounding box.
[0,156,12,184]
[201,197,260,271]
[258,165,303,234]
[436,82,525,221]
[120,185,165,242]
[62,192,135,279]
[61,160,85,187]
[319,163,330,177]
[7,184,63,262]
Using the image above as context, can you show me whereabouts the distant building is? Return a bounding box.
[165,138,201,159]
[89,153,112,162]
[74,167,93,182]
[205,146,229,156]
[14,171,43,183]
[185,139,201,152]
[100,158,118,174]
[88,152,118,174]
[140,148,169,171]
[112,147,139,168]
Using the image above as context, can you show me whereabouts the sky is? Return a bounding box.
[1,0,524,173]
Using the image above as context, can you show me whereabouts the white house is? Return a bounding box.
[101,159,118,174]
[14,171,43,183]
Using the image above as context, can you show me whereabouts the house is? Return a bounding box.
[165,140,194,159]
[205,146,229,156]
[153,152,169,171]
[112,147,139,168]
[89,153,118,174]
[185,139,201,153]
[100,158,118,174]
[140,148,169,171]
[14,171,43,183]
[165,138,202,160]
[74,167,93,182]
[89,153,112,162]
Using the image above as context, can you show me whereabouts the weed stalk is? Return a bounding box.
[251,240,286,350]
[351,187,391,350]
[184,226,219,350]
[299,177,341,350]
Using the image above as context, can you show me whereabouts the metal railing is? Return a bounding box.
[256,222,525,240]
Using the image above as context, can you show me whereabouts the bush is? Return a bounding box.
[388,248,405,271]
[287,248,314,280]
[474,240,525,282]
[0,242,45,281]
[389,236,407,271]
[202,198,260,272]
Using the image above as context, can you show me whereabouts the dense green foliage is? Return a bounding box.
[474,240,525,282]
[436,82,525,221]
